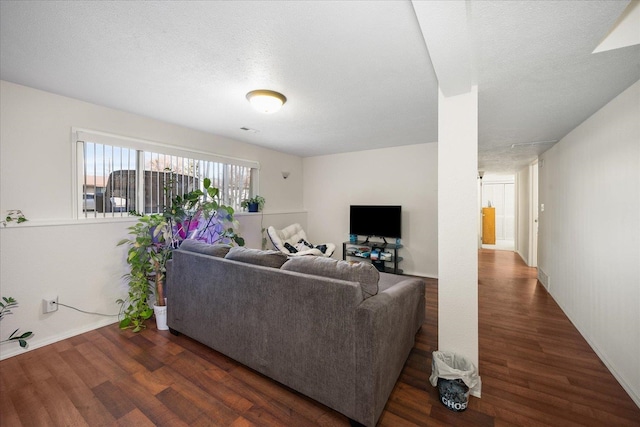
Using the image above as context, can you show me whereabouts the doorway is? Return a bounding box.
[480,173,515,251]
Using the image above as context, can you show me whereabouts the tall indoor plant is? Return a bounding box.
[117,214,169,332]
[118,176,244,332]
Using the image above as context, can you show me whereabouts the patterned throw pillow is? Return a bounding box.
[284,242,298,253]
[298,239,314,248]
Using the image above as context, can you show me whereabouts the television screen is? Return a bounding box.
[350,205,402,239]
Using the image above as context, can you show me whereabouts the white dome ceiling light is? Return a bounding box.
[246,89,287,114]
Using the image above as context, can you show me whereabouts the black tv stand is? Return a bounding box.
[343,239,403,275]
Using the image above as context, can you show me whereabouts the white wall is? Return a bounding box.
[0,81,304,359]
[538,80,640,406]
[303,143,438,277]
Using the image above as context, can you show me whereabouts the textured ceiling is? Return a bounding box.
[1,1,638,172]
[471,0,639,172]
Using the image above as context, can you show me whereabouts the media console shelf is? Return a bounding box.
[342,240,403,275]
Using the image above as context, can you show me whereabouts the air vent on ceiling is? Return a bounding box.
[511,140,557,149]
[240,127,259,133]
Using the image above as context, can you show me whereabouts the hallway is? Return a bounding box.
[395,249,640,426]
[473,249,640,426]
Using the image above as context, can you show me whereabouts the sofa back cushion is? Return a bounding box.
[179,240,232,258]
[281,257,379,298]
[225,246,289,269]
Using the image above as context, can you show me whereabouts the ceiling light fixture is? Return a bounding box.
[246,89,287,114]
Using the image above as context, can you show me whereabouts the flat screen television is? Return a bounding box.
[350,205,402,239]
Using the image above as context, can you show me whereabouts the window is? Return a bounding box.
[74,130,257,218]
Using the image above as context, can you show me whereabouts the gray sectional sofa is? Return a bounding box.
[166,240,425,427]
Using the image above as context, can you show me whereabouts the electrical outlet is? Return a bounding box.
[43,297,58,314]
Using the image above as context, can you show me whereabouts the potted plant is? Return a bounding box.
[2,210,28,227]
[117,214,168,332]
[118,176,244,332]
[241,195,266,212]
[0,296,33,348]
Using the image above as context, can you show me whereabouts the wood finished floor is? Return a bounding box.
[1,249,639,426]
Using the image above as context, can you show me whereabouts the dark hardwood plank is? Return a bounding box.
[92,380,137,420]
[1,249,639,426]
[153,364,242,425]
[57,346,110,389]
[0,356,30,392]
[116,374,191,427]
[227,365,327,426]
[18,352,52,384]
[115,408,156,427]
[9,383,56,426]
[155,387,208,425]
[0,388,22,427]
[40,351,116,426]
[74,340,129,382]
[33,377,90,427]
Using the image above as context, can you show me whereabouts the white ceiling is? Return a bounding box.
[1,1,638,172]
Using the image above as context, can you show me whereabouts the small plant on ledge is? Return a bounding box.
[241,195,266,212]
[0,297,33,348]
[2,210,28,227]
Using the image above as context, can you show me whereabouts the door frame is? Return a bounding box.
[528,161,539,267]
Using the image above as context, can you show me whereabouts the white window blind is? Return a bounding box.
[74,129,256,218]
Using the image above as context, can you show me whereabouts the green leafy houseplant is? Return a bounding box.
[117,214,168,332]
[0,297,33,348]
[117,176,244,332]
[241,195,266,212]
[2,210,28,227]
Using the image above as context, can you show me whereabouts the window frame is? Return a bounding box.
[72,128,260,219]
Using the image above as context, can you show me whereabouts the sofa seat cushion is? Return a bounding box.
[179,240,232,258]
[225,246,289,268]
[282,257,379,298]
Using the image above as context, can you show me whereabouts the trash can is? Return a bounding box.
[429,351,479,412]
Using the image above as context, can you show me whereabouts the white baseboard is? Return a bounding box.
[0,317,118,360]
[550,293,640,408]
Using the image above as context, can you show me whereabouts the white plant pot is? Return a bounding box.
[153,304,169,330]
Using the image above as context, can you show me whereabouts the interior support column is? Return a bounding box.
[437,86,481,397]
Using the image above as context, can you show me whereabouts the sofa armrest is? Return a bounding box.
[353,278,425,426]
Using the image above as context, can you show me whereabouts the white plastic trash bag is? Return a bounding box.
[429,351,479,389]
[430,351,479,412]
